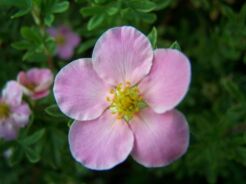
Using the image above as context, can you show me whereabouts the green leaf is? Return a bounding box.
[20,129,46,146]
[221,78,245,102]
[10,0,32,19]
[137,12,156,23]
[48,128,67,167]
[87,15,105,31]
[153,0,172,10]
[94,0,108,4]
[20,27,42,43]
[106,2,120,15]
[52,1,69,13]
[22,52,47,62]
[11,8,31,19]
[44,14,55,26]
[43,127,67,168]
[77,38,97,54]
[128,0,156,13]
[148,27,157,48]
[9,146,24,166]
[169,41,181,50]
[80,6,104,16]
[221,5,234,18]
[235,147,246,166]
[11,40,30,50]
[24,147,40,163]
[0,0,18,6]
[45,104,65,118]
[67,119,73,127]
[45,37,56,54]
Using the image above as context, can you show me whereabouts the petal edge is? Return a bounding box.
[130,109,189,167]
[139,49,191,113]
[53,59,110,121]
[92,26,153,85]
[69,111,134,170]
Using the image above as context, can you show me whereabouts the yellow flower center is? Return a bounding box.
[55,34,66,45]
[25,83,36,91]
[0,102,10,120]
[106,82,147,121]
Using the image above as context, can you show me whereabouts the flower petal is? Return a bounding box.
[67,32,80,47]
[47,27,58,37]
[12,103,31,127]
[26,68,53,92]
[54,59,110,121]
[69,110,134,170]
[139,49,191,113]
[17,71,29,86]
[130,108,189,167]
[57,46,74,59]
[2,81,23,106]
[17,72,33,96]
[0,119,18,141]
[92,26,153,85]
[32,90,50,100]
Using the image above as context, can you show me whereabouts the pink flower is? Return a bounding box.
[0,81,31,140]
[47,25,80,59]
[17,68,54,100]
[54,26,191,170]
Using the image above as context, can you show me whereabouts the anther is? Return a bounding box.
[126,81,131,86]
[106,97,111,102]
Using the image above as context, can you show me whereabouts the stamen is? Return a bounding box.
[106,97,111,102]
[126,81,131,87]
[107,81,146,121]
[0,102,10,120]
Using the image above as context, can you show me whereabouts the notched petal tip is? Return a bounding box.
[92,26,153,86]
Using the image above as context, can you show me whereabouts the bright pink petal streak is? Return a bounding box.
[32,90,49,100]
[92,26,153,85]
[69,110,134,170]
[17,72,29,86]
[130,109,189,167]
[139,49,191,114]
[54,59,110,121]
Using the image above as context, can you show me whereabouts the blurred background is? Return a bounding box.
[0,0,246,183]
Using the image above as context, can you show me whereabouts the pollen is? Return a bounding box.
[25,83,36,91]
[0,102,10,120]
[106,82,146,121]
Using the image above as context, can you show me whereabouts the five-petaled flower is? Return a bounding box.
[47,25,80,59]
[54,26,191,170]
[0,81,31,140]
[17,68,53,100]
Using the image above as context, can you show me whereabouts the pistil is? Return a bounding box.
[106,82,146,121]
